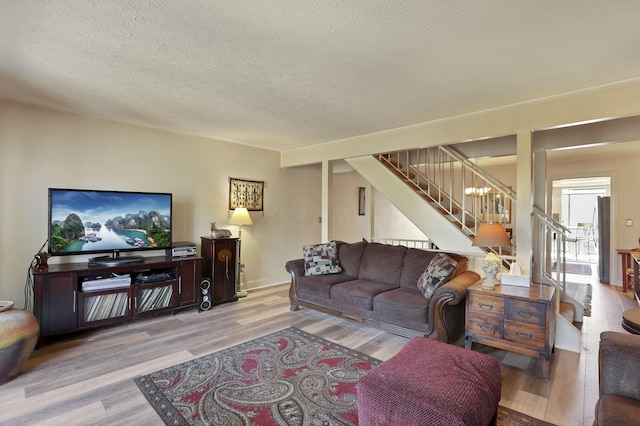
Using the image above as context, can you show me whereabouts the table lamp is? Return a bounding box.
[229,207,253,297]
[472,223,512,290]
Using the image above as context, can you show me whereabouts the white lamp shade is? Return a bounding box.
[229,207,253,226]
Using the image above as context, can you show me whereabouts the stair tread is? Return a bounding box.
[436,207,460,215]
[560,302,576,323]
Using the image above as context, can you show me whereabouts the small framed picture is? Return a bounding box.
[358,187,365,216]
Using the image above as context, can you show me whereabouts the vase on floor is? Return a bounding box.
[0,304,39,385]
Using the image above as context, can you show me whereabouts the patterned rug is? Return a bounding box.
[552,262,592,276]
[135,327,556,425]
[566,282,593,317]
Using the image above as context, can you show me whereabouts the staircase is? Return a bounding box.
[347,146,582,353]
[372,146,515,257]
[532,208,583,352]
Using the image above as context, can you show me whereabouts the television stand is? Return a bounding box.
[33,256,202,339]
[88,255,144,267]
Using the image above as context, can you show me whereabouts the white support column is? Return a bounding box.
[533,146,549,282]
[515,131,533,273]
[321,160,333,242]
[365,182,373,241]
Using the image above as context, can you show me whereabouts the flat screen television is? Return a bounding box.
[48,188,172,266]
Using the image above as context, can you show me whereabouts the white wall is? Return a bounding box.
[0,100,322,307]
[330,171,428,243]
[329,171,368,242]
[373,192,428,241]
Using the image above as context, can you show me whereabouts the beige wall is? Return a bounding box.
[0,100,322,307]
[373,190,428,241]
[329,171,368,241]
[330,171,428,243]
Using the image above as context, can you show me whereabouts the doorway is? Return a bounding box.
[551,176,611,270]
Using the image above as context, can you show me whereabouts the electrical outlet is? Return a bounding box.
[627,219,633,227]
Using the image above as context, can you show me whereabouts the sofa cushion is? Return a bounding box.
[399,248,437,288]
[336,240,367,277]
[303,241,342,276]
[372,287,429,328]
[296,273,356,305]
[417,253,458,299]
[331,279,399,311]
[358,243,407,285]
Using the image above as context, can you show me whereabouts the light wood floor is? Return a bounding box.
[0,274,636,425]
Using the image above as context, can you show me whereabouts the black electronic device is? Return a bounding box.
[199,278,212,311]
[135,271,173,284]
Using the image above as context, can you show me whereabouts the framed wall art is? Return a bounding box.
[229,178,264,211]
[358,187,366,216]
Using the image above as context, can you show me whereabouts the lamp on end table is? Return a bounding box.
[229,207,253,297]
[471,223,512,290]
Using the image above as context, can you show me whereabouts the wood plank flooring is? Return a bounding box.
[0,275,635,425]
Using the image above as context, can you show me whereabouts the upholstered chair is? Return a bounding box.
[594,331,640,425]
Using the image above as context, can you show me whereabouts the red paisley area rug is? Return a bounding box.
[134,327,380,425]
[135,327,556,425]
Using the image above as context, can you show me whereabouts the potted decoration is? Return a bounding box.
[0,301,39,385]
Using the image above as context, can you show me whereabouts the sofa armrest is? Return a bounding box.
[432,270,481,305]
[285,259,305,311]
[599,331,640,400]
[427,270,481,342]
[285,258,305,278]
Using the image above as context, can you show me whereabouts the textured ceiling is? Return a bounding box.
[1,1,640,152]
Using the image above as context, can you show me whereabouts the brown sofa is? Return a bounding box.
[594,331,640,425]
[285,240,480,343]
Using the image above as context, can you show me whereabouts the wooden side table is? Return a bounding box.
[616,249,634,292]
[465,282,556,380]
[622,308,640,334]
[631,250,640,303]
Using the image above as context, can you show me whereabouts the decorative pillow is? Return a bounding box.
[303,241,342,276]
[417,253,458,299]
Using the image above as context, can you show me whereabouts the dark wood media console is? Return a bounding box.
[33,256,201,338]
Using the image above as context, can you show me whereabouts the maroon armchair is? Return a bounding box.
[594,331,640,425]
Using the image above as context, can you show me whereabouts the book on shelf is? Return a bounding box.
[85,291,129,322]
[139,285,173,312]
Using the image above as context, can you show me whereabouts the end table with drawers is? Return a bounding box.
[465,282,556,380]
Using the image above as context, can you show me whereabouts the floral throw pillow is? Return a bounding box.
[303,241,342,276]
[417,253,458,300]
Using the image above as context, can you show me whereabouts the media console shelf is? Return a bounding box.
[33,256,201,338]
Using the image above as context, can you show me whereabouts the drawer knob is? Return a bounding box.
[516,309,533,319]
[479,303,494,311]
[515,331,533,340]
[479,323,494,332]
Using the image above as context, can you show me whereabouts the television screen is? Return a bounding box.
[48,188,172,256]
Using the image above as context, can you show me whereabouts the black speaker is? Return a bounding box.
[199,278,212,311]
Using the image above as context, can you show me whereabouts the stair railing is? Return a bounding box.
[377,147,572,314]
[377,146,516,257]
[532,206,570,306]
